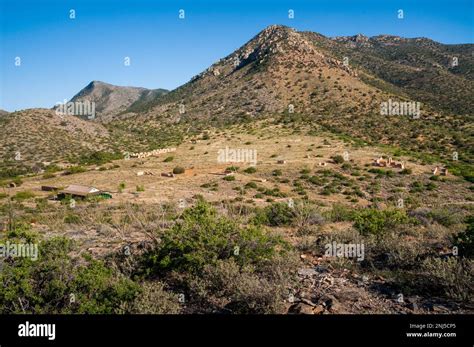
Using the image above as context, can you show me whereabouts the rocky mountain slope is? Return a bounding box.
[318,33,474,115]
[68,81,168,121]
[135,25,392,123]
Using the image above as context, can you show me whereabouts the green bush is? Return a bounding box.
[126,282,181,314]
[77,151,122,166]
[173,166,185,174]
[142,201,286,274]
[64,213,81,224]
[455,216,474,258]
[13,191,35,201]
[190,259,290,314]
[118,182,126,193]
[64,166,86,175]
[45,164,61,173]
[418,257,473,302]
[428,208,463,227]
[410,181,425,193]
[243,167,257,174]
[326,204,354,222]
[245,182,258,189]
[254,202,297,227]
[272,169,282,176]
[223,175,235,181]
[0,235,139,314]
[163,156,174,162]
[332,155,344,164]
[352,208,411,236]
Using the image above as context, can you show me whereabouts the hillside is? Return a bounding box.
[2,120,473,314]
[0,109,111,178]
[68,81,168,122]
[315,33,474,115]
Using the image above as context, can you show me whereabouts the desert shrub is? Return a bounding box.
[127,282,181,314]
[173,166,185,174]
[341,163,352,170]
[308,175,324,186]
[77,151,122,166]
[455,216,474,258]
[64,166,86,175]
[189,259,290,314]
[42,172,55,179]
[64,213,81,224]
[223,175,235,181]
[243,167,257,174]
[272,169,282,176]
[326,203,353,222]
[12,177,24,186]
[0,167,29,180]
[428,208,464,227]
[118,182,126,193]
[136,185,145,192]
[244,182,257,189]
[408,208,432,226]
[254,202,297,227]
[142,201,286,274]
[412,257,473,302]
[352,209,411,236]
[71,257,139,314]
[45,164,61,173]
[365,233,426,269]
[294,202,325,232]
[262,187,286,197]
[332,155,344,164]
[13,191,35,201]
[163,156,174,162]
[0,235,139,314]
[368,168,393,177]
[410,181,425,193]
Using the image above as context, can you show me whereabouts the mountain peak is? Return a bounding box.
[87,80,109,87]
[67,81,168,121]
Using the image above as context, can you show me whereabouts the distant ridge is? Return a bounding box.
[67,81,168,121]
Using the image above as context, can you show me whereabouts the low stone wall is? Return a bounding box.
[130,147,176,159]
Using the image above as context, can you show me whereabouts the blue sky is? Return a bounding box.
[0,0,473,111]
